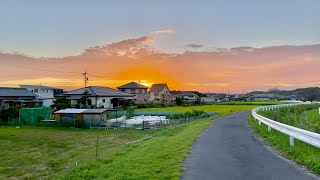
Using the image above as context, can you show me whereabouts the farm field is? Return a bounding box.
[0,104,261,179]
[137,104,265,114]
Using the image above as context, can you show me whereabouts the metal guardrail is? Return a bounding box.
[252,102,320,148]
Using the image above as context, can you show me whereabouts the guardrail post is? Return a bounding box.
[289,136,294,147]
[258,121,261,126]
[268,126,271,132]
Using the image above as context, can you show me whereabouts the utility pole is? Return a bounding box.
[83,70,88,87]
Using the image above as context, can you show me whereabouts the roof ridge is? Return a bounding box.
[118,82,148,89]
[88,86,97,96]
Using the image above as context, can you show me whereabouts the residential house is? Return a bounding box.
[205,93,226,102]
[20,85,63,107]
[176,92,199,102]
[148,83,175,102]
[117,82,150,102]
[201,97,217,103]
[247,93,276,101]
[0,87,40,108]
[61,86,133,108]
[224,95,236,101]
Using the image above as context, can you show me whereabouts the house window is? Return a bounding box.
[34,89,38,93]
[102,99,105,103]
[87,99,92,105]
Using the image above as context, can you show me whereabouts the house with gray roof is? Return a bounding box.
[0,87,40,108]
[20,85,64,107]
[176,92,200,102]
[117,82,149,102]
[62,86,133,108]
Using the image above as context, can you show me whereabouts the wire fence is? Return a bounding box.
[2,110,219,130]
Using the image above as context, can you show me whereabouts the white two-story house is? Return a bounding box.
[176,92,200,102]
[62,86,134,109]
[20,85,64,107]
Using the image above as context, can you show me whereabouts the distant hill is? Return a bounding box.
[247,87,320,101]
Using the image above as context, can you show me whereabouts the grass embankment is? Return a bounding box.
[258,104,320,133]
[1,104,259,179]
[249,104,320,175]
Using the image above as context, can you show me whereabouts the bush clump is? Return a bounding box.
[168,110,210,120]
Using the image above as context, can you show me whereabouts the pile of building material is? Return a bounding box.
[106,115,169,128]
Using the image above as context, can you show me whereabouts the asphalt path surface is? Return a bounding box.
[182,111,318,180]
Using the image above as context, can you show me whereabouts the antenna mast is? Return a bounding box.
[83,70,88,87]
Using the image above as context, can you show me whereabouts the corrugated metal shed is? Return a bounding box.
[54,108,109,114]
[54,109,88,114]
[83,109,108,114]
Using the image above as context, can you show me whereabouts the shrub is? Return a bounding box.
[168,109,209,120]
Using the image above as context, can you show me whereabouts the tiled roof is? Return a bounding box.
[0,87,37,97]
[117,82,148,89]
[20,84,63,90]
[63,86,133,97]
[149,84,169,93]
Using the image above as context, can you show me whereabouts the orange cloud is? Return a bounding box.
[1,37,320,93]
[82,36,156,57]
[148,29,175,35]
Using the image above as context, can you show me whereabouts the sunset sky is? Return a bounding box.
[0,0,320,93]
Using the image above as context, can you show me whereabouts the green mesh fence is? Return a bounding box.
[19,107,53,125]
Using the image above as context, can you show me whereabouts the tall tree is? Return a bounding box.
[79,90,90,107]
[50,97,71,110]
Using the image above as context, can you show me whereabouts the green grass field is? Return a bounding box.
[0,127,154,179]
[0,104,261,179]
[137,104,262,114]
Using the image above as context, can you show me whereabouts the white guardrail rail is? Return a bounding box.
[252,102,320,148]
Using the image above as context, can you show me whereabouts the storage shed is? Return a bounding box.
[54,108,108,128]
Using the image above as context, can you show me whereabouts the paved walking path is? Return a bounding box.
[182,111,318,180]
